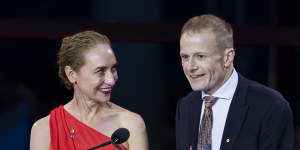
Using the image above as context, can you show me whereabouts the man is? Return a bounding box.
[176,14,294,150]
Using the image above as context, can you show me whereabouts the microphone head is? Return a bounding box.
[111,128,130,144]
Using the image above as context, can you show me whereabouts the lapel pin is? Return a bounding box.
[226,138,230,143]
[71,128,76,138]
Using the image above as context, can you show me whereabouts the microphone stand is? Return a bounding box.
[88,141,111,150]
[88,140,123,150]
[111,140,122,150]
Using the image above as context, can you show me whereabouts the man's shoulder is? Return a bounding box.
[240,75,289,108]
[177,91,201,106]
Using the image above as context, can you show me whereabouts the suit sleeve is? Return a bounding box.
[259,98,294,150]
[176,99,183,150]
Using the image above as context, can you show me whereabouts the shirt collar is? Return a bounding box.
[202,68,238,100]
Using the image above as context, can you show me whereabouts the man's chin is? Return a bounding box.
[190,85,205,91]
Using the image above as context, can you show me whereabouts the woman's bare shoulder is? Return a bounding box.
[32,115,50,131]
[110,102,146,129]
[30,115,50,150]
[116,106,149,150]
[120,111,146,129]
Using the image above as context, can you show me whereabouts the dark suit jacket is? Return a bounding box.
[176,74,294,150]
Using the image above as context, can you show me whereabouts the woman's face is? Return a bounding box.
[73,43,118,103]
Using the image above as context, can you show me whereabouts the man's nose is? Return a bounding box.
[187,57,198,72]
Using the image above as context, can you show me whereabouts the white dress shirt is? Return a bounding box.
[200,69,238,150]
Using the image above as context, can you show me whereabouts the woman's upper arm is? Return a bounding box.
[30,116,50,150]
[122,113,149,150]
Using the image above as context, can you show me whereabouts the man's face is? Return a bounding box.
[180,31,227,94]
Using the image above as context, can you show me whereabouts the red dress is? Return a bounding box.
[50,105,127,150]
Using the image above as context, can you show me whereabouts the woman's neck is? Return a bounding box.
[66,93,110,123]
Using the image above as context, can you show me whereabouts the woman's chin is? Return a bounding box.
[94,96,110,104]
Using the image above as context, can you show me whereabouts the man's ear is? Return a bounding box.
[223,48,235,68]
[64,66,77,84]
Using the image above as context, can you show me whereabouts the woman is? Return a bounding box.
[30,31,149,150]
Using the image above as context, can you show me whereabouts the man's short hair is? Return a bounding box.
[181,14,233,50]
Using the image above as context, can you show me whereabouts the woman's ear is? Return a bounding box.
[223,48,235,68]
[64,66,77,84]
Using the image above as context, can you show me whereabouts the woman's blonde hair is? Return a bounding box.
[57,31,111,89]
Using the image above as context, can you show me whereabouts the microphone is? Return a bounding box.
[88,128,130,150]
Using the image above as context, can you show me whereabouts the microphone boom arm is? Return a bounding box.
[111,140,123,150]
[88,141,111,150]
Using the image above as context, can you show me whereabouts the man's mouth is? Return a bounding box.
[190,74,205,80]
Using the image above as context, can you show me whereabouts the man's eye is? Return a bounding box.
[181,55,189,59]
[197,55,205,58]
[112,67,117,72]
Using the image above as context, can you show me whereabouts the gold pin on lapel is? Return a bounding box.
[70,128,76,138]
[226,138,230,143]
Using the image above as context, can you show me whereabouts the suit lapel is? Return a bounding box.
[220,74,249,150]
[188,91,203,150]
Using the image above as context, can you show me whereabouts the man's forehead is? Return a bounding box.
[181,30,216,40]
[180,31,220,54]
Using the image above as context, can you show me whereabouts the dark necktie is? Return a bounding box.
[197,96,218,150]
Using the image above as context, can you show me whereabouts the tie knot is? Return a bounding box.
[203,96,218,108]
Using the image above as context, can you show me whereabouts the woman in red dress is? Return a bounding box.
[30,31,149,150]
